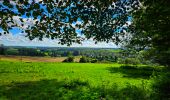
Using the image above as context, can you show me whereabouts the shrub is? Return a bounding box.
[125,58,140,65]
[118,58,140,65]
[79,56,98,63]
[79,56,88,63]
[63,56,74,62]
[91,59,98,63]
[151,73,170,99]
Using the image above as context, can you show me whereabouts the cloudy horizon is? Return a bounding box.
[0,33,118,48]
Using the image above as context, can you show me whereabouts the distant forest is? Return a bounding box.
[0,45,120,63]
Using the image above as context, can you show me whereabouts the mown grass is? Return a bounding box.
[0,60,166,100]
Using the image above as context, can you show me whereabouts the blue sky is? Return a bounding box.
[0,0,133,48]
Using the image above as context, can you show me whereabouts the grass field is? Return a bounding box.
[0,58,164,100]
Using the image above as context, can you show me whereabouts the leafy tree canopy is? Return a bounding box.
[0,0,140,45]
[127,0,170,66]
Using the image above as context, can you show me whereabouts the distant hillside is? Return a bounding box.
[0,46,120,63]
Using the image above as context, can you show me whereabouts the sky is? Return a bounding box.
[0,0,135,48]
[0,33,118,48]
[0,20,118,48]
[0,28,118,48]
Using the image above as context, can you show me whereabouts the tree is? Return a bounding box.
[0,0,140,46]
[63,56,74,62]
[0,44,4,55]
[4,48,19,55]
[79,56,88,63]
[127,0,170,67]
[0,44,4,60]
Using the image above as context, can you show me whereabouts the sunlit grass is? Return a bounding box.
[0,60,160,99]
[0,61,149,87]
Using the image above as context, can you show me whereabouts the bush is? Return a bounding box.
[79,56,98,63]
[151,73,170,99]
[79,56,88,63]
[90,59,98,63]
[118,58,140,65]
[63,56,74,62]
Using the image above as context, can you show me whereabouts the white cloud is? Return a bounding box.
[0,33,118,48]
[123,21,132,27]
[12,16,37,30]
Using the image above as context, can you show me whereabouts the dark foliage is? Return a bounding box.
[151,73,170,99]
[79,56,89,63]
[0,44,5,55]
[107,65,164,79]
[0,79,149,100]
[90,59,98,63]
[128,0,170,67]
[79,56,98,63]
[0,0,140,45]
[63,56,74,62]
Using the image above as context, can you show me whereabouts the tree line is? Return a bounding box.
[0,46,120,63]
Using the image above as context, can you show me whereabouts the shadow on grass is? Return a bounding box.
[0,79,149,100]
[107,65,164,79]
[150,73,170,100]
[0,79,89,100]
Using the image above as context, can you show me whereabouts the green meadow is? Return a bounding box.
[0,60,165,100]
